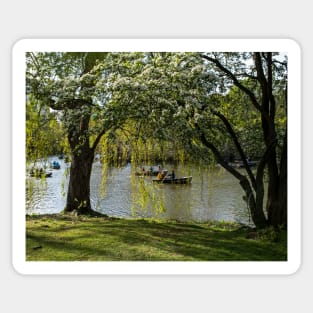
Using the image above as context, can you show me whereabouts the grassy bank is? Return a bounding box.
[26,214,287,261]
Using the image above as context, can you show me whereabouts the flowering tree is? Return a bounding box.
[111,52,287,228]
[26,52,146,214]
[26,51,287,228]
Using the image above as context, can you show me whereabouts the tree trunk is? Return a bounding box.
[63,105,96,215]
[64,149,95,214]
[269,132,287,227]
[240,177,268,228]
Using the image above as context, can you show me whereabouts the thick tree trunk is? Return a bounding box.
[63,106,96,215]
[268,132,287,227]
[277,168,287,228]
[240,177,268,228]
[64,149,95,214]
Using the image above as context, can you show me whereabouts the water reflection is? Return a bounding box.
[26,159,252,225]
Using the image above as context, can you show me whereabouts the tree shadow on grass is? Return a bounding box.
[26,217,287,261]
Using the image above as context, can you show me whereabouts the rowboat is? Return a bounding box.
[152,176,192,184]
[51,161,61,169]
[135,169,168,176]
[236,160,257,168]
[29,171,52,178]
[135,170,158,176]
[239,160,257,167]
[228,160,257,168]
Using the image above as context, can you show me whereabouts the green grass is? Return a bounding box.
[26,214,287,261]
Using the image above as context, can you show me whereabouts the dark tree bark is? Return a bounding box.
[63,106,93,214]
[65,148,94,214]
[61,53,104,215]
[271,130,287,227]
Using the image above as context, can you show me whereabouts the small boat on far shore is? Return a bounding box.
[228,160,257,168]
[152,176,192,184]
[238,160,257,168]
[51,161,61,169]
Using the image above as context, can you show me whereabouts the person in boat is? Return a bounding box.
[169,169,175,180]
[157,170,166,180]
[142,167,146,175]
[157,171,163,180]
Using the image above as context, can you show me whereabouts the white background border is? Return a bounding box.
[12,39,301,275]
[2,0,310,311]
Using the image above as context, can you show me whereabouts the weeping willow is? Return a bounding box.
[98,123,191,169]
[96,123,197,217]
[130,176,166,217]
[99,130,128,167]
[26,97,66,164]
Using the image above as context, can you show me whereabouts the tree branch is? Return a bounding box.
[201,53,272,124]
[48,98,93,111]
[212,110,257,190]
[195,123,246,182]
[201,54,262,110]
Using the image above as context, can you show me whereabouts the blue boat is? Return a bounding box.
[51,161,61,169]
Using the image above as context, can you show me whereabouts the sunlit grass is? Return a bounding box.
[26,214,287,261]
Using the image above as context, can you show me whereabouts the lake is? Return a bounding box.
[26,158,253,225]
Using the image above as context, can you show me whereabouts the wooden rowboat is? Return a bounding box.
[152,176,192,184]
[135,170,168,176]
[29,172,52,178]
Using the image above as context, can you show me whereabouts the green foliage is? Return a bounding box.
[26,51,287,225]
[130,178,166,217]
[26,51,287,166]
[26,95,65,162]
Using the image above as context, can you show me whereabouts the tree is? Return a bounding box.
[111,52,287,228]
[26,94,65,162]
[26,51,287,228]
[198,52,287,228]
[26,52,144,214]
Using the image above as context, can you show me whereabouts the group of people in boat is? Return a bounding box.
[141,166,154,175]
[157,169,175,180]
[141,165,175,181]
[30,167,44,176]
[29,160,61,178]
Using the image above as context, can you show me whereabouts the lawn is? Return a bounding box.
[26,214,287,261]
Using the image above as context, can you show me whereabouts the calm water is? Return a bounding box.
[26,158,252,225]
